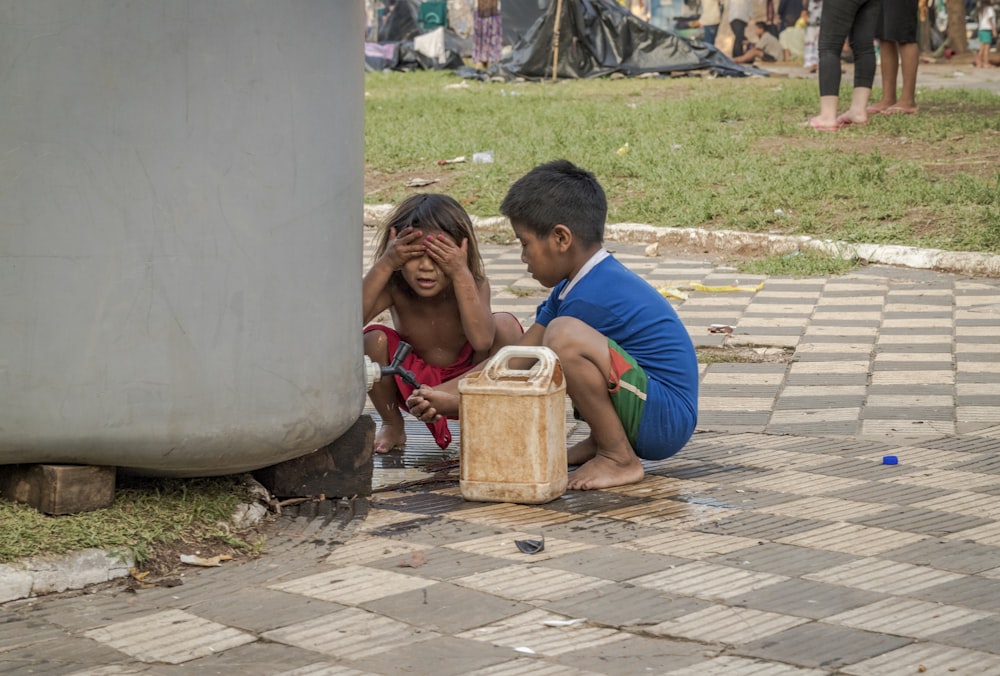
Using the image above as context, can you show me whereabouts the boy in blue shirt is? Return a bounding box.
[408,160,698,490]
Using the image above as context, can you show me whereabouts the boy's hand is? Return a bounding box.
[406,386,444,423]
[424,234,469,279]
[381,226,425,270]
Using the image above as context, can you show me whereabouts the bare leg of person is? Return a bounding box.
[544,317,645,491]
[840,86,873,124]
[567,436,598,466]
[490,312,526,357]
[409,311,526,422]
[885,42,918,113]
[364,330,407,453]
[870,40,899,112]
[812,93,841,129]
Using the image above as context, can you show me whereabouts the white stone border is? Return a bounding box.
[363,204,1000,278]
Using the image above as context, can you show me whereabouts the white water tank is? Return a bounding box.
[0,1,365,476]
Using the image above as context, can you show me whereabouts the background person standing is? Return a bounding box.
[729,0,753,57]
[809,0,882,130]
[699,0,724,46]
[803,0,823,71]
[867,0,920,115]
[473,0,503,70]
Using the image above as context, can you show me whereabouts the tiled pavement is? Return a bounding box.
[2,232,1000,674]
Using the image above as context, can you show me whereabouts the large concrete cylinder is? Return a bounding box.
[0,1,365,476]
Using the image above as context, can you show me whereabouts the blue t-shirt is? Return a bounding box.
[534,255,698,459]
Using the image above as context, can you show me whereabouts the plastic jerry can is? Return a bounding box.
[458,346,567,504]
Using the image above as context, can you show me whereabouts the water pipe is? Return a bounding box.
[363,341,421,391]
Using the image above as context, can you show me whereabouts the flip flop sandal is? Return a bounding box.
[837,114,869,127]
[808,117,841,132]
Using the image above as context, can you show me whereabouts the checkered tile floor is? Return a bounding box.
[2,229,999,674]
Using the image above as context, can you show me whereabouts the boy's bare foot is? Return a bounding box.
[567,436,599,466]
[406,386,458,423]
[373,423,406,454]
[567,452,645,490]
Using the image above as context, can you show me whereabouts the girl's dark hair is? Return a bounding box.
[499,159,606,245]
[373,193,485,286]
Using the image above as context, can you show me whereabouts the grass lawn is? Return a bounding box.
[365,70,1000,254]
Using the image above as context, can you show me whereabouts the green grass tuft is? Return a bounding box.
[0,475,252,565]
[736,249,860,277]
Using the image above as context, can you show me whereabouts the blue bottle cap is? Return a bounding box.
[882,455,898,465]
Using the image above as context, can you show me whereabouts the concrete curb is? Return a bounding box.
[363,204,1000,278]
[0,477,272,605]
[0,549,134,604]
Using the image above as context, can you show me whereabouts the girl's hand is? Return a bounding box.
[381,226,425,270]
[424,233,469,279]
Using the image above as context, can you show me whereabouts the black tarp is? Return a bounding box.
[503,0,550,46]
[377,0,421,43]
[366,0,763,78]
[500,0,765,79]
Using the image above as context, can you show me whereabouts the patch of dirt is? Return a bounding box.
[365,168,449,195]
[131,525,268,587]
[697,345,795,364]
[758,119,1000,183]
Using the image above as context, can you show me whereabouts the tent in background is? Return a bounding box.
[365,0,764,78]
[500,0,764,78]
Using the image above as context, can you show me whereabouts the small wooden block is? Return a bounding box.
[253,415,375,498]
[0,464,116,515]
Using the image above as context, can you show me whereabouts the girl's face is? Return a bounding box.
[398,227,457,297]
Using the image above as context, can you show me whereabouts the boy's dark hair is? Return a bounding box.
[499,159,606,246]
[755,20,768,30]
[374,193,485,287]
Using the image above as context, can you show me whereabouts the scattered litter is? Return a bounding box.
[514,647,536,654]
[472,150,495,164]
[708,324,734,334]
[543,618,587,627]
[688,281,765,293]
[616,143,630,155]
[396,551,427,568]
[437,156,466,165]
[180,553,232,567]
[782,249,800,259]
[671,144,683,150]
[515,537,545,554]
[659,287,688,301]
[405,177,438,187]
[882,455,899,465]
[444,81,470,89]
[774,208,785,216]
[644,242,659,257]
[500,89,521,96]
